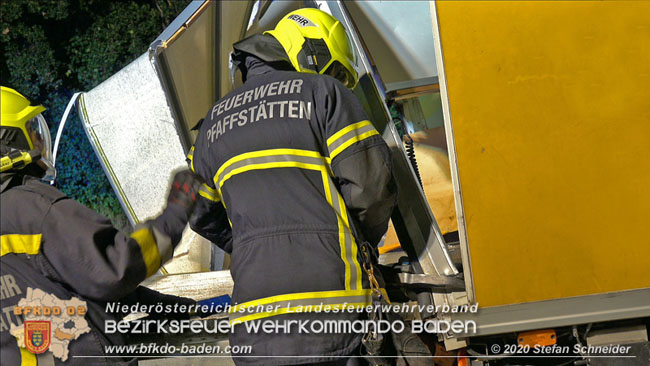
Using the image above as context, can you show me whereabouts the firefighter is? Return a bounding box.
[189,8,397,365]
[0,86,203,365]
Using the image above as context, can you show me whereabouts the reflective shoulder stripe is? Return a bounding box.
[327,120,379,159]
[187,146,196,173]
[199,183,220,202]
[229,289,375,325]
[0,234,42,256]
[130,227,162,277]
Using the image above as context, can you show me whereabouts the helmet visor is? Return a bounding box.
[26,114,56,181]
[324,61,355,89]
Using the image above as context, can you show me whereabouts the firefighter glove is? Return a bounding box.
[168,169,203,215]
[153,169,203,246]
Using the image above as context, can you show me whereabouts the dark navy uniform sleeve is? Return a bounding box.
[39,196,180,301]
[318,78,397,246]
[187,145,233,253]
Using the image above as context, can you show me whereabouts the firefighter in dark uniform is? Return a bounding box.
[1,86,203,365]
[188,8,397,365]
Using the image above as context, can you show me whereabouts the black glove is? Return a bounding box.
[153,169,204,246]
[168,169,203,216]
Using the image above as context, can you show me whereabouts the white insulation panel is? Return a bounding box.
[78,53,186,224]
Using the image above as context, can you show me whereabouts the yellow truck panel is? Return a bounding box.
[436,1,650,307]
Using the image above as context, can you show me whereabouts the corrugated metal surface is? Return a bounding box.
[78,53,186,224]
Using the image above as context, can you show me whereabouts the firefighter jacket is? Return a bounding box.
[0,175,191,365]
[189,55,397,365]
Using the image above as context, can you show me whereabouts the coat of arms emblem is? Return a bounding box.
[24,321,51,354]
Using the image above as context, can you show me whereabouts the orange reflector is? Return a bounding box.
[457,348,469,366]
[517,329,557,347]
[378,242,401,255]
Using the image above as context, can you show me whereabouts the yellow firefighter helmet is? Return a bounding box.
[265,8,358,89]
[1,86,54,178]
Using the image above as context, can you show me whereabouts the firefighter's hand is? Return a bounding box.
[167,169,203,216]
[154,170,204,246]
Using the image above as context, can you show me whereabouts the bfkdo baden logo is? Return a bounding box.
[10,288,91,361]
[24,321,51,354]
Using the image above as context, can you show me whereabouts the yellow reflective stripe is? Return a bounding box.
[322,169,362,290]
[198,190,216,201]
[199,183,220,202]
[330,130,379,159]
[231,288,372,312]
[337,192,363,290]
[20,347,36,366]
[188,146,195,172]
[130,228,161,277]
[1,234,42,256]
[216,148,325,181]
[321,169,351,290]
[326,120,372,147]
[229,288,377,325]
[231,302,370,325]
[217,161,323,194]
